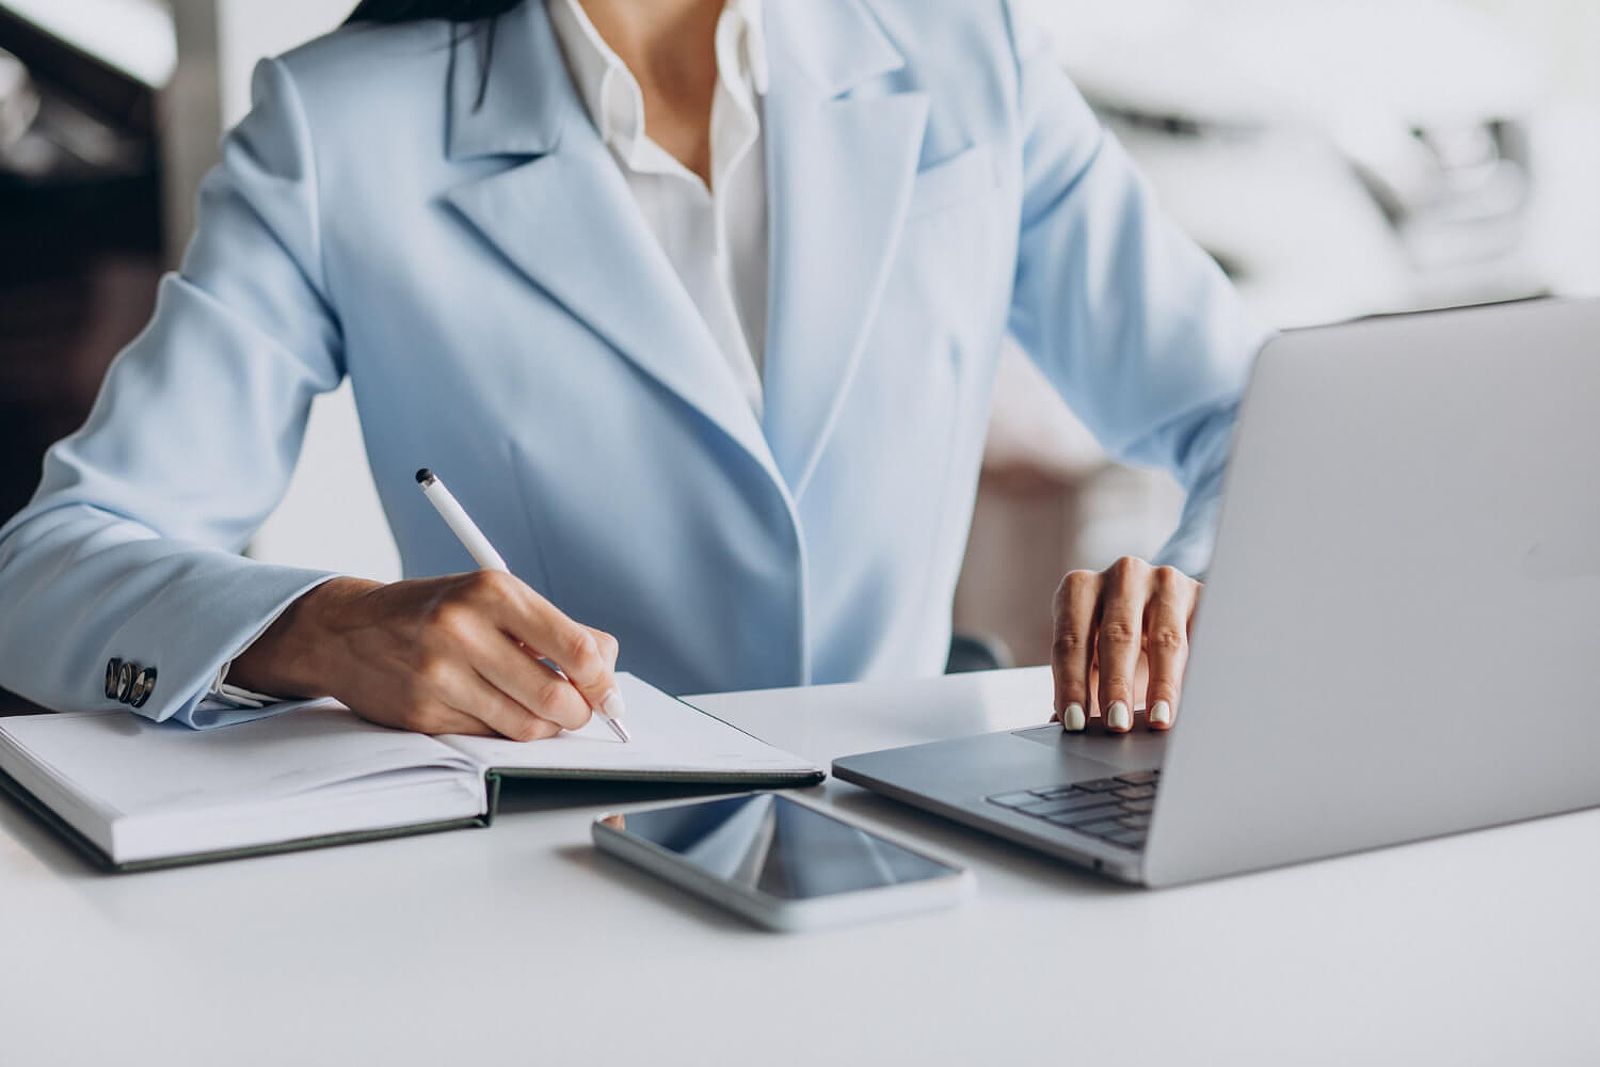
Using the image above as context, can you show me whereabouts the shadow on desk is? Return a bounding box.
[828,784,1131,898]
[555,842,759,934]
[0,780,98,881]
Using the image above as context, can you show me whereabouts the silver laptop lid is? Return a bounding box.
[1145,299,1600,887]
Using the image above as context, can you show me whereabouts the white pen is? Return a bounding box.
[415,468,631,742]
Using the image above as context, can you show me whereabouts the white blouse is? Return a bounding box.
[547,0,771,415]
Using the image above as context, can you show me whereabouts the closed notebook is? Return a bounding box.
[0,673,823,872]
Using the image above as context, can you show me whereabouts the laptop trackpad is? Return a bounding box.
[1011,723,1168,773]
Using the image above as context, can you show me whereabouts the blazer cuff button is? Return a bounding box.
[130,668,157,709]
[105,658,124,700]
[115,661,137,704]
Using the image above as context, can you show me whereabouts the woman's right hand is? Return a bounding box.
[229,571,621,740]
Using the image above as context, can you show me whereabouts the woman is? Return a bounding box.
[0,0,1266,738]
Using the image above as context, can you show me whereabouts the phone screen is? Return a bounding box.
[610,793,959,900]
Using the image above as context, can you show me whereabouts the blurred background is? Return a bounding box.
[2,0,1597,692]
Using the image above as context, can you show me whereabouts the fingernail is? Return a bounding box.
[1063,703,1086,732]
[1108,701,1131,732]
[1150,700,1172,728]
[601,688,627,720]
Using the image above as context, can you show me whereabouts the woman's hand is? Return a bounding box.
[230,572,621,740]
[1050,557,1200,734]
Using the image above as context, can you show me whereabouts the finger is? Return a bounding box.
[357,702,485,736]
[430,707,495,735]
[414,631,574,739]
[586,627,620,672]
[481,646,594,732]
[458,672,570,740]
[431,592,592,734]
[478,576,621,716]
[548,622,624,720]
[1143,567,1195,731]
[525,659,595,731]
[438,671,563,739]
[1051,570,1101,732]
[1096,557,1151,733]
[356,699,551,740]
[460,662,579,739]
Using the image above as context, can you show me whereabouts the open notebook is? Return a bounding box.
[0,673,822,872]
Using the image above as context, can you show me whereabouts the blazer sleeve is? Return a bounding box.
[0,58,345,727]
[1000,0,1274,576]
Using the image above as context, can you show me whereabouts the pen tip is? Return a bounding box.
[415,468,434,485]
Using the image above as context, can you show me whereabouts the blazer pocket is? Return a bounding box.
[907,143,1000,219]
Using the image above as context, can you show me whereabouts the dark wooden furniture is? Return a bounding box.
[1,9,167,712]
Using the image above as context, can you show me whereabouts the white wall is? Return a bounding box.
[208,0,345,124]
[1466,0,1600,295]
[165,0,402,581]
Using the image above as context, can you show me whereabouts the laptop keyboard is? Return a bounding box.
[985,768,1160,851]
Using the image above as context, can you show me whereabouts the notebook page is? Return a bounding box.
[440,674,818,777]
[0,704,477,819]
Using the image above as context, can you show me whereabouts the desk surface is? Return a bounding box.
[1,667,1595,1066]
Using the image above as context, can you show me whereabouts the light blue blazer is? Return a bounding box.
[0,0,1267,726]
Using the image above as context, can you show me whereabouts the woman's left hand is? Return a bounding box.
[1050,557,1201,734]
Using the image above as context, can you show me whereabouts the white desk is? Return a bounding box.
[1,667,1595,1065]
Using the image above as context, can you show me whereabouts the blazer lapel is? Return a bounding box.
[442,2,779,487]
[760,0,930,498]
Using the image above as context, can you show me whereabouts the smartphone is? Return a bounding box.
[592,792,973,932]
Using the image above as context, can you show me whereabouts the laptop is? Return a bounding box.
[834,298,1600,887]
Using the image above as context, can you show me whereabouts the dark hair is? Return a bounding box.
[344,0,522,109]
[345,0,522,23]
